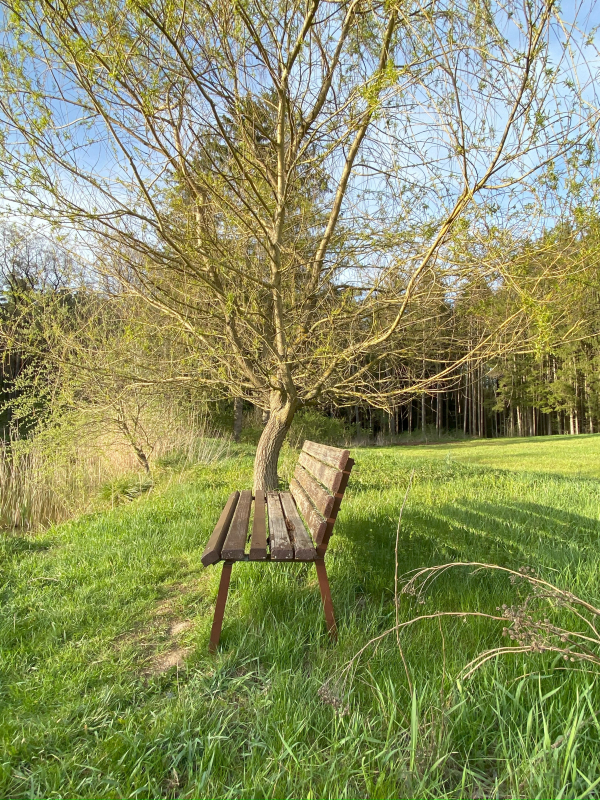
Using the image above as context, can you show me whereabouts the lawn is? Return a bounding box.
[2,436,600,798]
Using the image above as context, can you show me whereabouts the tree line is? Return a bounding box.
[3,214,600,454]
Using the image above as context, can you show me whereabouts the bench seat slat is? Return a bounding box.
[201,491,239,566]
[222,489,252,560]
[266,492,293,560]
[290,478,328,545]
[294,465,335,519]
[249,491,267,560]
[279,492,317,561]
[298,451,344,494]
[302,441,350,471]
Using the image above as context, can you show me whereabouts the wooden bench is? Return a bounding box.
[201,440,354,651]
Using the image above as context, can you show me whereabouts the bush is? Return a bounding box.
[98,474,154,504]
[287,408,348,448]
[241,407,348,448]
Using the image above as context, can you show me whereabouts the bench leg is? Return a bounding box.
[315,559,337,640]
[209,561,233,653]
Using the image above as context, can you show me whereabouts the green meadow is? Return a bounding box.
[2,435,600,799]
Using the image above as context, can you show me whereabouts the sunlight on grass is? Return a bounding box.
[393,433,600,478]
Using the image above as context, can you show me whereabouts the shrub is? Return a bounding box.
[98,474,154,504]
[287,408,348,448]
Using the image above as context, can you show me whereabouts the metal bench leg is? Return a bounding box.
[315,559,337,640]
[209,561,233,653]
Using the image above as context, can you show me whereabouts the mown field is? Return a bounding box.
[2,435,600,799]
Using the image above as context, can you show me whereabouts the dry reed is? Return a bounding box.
[1,417,231,531]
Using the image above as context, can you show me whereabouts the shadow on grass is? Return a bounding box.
[0,532,54,562]
[438,434,598,448]
[330,493,600,626]
[178,458,600,649]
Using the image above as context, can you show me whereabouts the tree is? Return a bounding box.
[489,213,600,436]
[0,224,74,431]
[0,0,596,488]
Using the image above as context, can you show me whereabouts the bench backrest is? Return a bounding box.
[290,440,354,556]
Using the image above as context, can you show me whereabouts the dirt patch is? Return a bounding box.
[140,617,195,675]
[153,595,180,618]
[152,575,204,614]
[169,620,193,636]
[115,581,201,675]
[149,646,192,675]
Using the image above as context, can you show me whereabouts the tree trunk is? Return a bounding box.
[445,391,449,432]
[126,441,150,473]
[233,396,243,443]
[253,393,297,492]
[585,377,593,433]
[463,369,468,435]
[422,357,426,436]
[477,369,482,437]
[116,415,151,474]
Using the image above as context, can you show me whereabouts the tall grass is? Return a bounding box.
[154,427,231,470]
[0,419,232,531]
[0,429,141,530]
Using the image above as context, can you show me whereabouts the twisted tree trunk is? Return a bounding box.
[253,393,298,492]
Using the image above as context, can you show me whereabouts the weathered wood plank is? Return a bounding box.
[249,491,267,560]
[317,458,354,554]
[289,479,328,545]
[279,492,317,561]
[222,489,252,560]
[302,440,350,471]
[298,451,344,494]
[294,464,335,519]
[201,492,239,567]
[266,492,293,560]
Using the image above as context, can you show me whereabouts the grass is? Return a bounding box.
[395,432,600,478]
[2,436,600,798]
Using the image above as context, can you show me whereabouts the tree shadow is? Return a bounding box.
[442,434,591,449]
[332,485,600,616]
[0,532,54,562]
